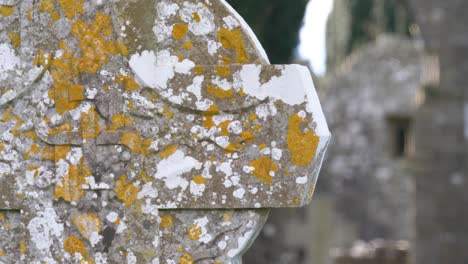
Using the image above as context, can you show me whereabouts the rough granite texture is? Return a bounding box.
[0,0,329,263]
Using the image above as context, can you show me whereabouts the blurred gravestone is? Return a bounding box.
[0,0,329,263]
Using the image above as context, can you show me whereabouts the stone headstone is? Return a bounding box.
[0,0,330,263]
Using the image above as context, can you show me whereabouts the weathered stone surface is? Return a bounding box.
[0,0,329,263]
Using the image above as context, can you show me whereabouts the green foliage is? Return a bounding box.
[226,0,309,64]
[348,0,413,53]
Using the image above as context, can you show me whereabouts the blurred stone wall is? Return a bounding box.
[406,1,468,263]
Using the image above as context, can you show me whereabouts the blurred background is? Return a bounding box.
[225,0,468,264]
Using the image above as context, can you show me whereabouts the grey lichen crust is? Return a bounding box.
[0,0,329,263]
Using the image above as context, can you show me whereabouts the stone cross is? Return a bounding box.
[0,0,330,263]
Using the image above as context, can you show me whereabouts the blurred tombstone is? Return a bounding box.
[332,240,410,264]
[0,0,329,263]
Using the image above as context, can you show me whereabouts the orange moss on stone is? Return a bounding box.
[287,114,319,167]
[249,156,279,185]
[172,23,189,40]
[114,175,140,207]
[64,236,87,257]
[218,28,249,63]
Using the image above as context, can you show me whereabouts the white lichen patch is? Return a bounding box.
[27,208,64,258]
[154,150,202,190]
[0,43,20,81]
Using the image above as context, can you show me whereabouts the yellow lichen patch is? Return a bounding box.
[253,124,262,132]
[50,11,60,21]
[114,175,140,207]
[182,42,193,50]
[41,146,55,161]
[187,225,201,240]
[58,0,84,19]
[287,114,319,167]
[218,120,232,136]
[48,42,84,114]
[110,114,133,130]
[180,253,194,264]
[207,85,234,99]
[202,104,220,129]
[249,156,279,185]
[0,250,5,256]
[293,197,301,205]
[38,0,54,13]
[0,143,3,152]
[307,184,315,201]
[72,214,102,240]
[223,212,232,222]
[116,74,140,91]
[24,144,40,159]
[192,12,201,22]
[0,213,4,221]
[194,66,205,74]
[218,28,250,63]
[249,113,257,121]
[55,145,71,162]
[159,145,178,159]
[162,106,174,120]
[258,143,267,150]
[20,241,27,254]
[178,247,184,253]
[160,215,174,229]
[172,23,189,40]
[80,258,94,264]
[192,175,206,185]
[54,161,90,202]
[8,32,20,48]
[64,236,87,257]
[223,143,238,153]
[240,130,255,143]
[71,13,118,74]
[0,5,14,17]
[216,66,231,77]
[121,132,143,154]
[27,8,33,20]
[48,122,72,136]
[81,107,101,140]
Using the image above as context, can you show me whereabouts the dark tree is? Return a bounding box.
[226,0,309,64]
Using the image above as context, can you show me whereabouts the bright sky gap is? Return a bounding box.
[298,0,334,76]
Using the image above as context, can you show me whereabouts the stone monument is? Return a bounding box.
[0,0,330,263]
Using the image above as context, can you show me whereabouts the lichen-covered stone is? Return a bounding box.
[0,0,329,263]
